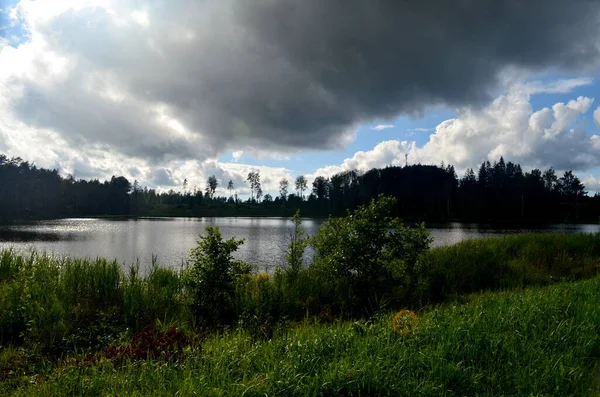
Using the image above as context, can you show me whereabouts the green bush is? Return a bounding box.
[185,226,251,327]
[235,212,332,335]
[311,195,432,314]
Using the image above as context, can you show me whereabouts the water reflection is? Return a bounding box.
[0,218,596,272]
[0,229,87,242]
[426,222,599,247]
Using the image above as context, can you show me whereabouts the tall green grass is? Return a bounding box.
[425,233,600,300]
[8,275,600,396]
[0,251,187,352]
[1,232,599,353]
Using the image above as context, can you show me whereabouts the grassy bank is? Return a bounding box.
[1,233,599,350]
[1,230,598,349]
[425,232,600,299]
[2,196,600,394]
[4,274,600,396]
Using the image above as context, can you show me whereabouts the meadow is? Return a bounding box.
[5,277,600,396]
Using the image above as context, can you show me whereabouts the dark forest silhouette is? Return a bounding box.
[1,153,597,222]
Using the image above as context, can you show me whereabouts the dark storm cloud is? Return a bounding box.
[7,0,600,162]
[239,0,600,114]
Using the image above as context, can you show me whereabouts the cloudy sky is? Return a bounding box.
[1,0,600,196]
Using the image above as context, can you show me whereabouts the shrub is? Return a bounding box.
[185,226,251,327]
[311,195,432,314]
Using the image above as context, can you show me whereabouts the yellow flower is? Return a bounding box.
[392,310,418,334]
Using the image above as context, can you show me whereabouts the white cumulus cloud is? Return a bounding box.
[370,124,394,131]
[311,140,414,179]
[594,106,600,126]
[313,81,600,182]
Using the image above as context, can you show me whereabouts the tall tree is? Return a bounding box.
[227,180,234,197]
[246,171,261,201]
[279,178,289,201]
[108,176,131,215]
[558,170,586,220]
[205,175,218,199]
[477,161,492,189]
[295,175,307,200]
[543,168,558,192]
[312,176,330,201]
[131,179,141,214]
[558,171,586,197]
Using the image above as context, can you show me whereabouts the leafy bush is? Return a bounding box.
[311,195,432,313]
[185,226,251,327]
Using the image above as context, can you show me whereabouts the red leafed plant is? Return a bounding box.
[103,324,192,361]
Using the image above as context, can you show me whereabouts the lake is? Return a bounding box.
[0,218,597,272]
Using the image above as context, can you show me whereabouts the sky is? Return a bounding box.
[1,0,600,197]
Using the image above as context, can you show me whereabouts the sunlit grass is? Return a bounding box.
[0,250,187,352]
[8,276,600,396]
[425,232,600,300]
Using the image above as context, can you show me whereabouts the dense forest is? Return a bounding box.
[0,153,598,222]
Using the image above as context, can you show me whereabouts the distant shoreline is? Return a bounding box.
[3,213,599,224]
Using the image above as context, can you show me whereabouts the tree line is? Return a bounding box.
[1,153,598,222]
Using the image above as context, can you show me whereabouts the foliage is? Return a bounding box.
[312,175,331,200]
[103,324,190,362]
[184,227,250,327]
[285,210,309,276]
[311,195,432,313]
[294,175,307,199]
[246,171,261,202]
[278,178,289,201]
[204,175,218,199]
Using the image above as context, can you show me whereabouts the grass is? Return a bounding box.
[0,250,189,353]
[4,275,600,396]
[425,232,600,299]
[1,232,600,395]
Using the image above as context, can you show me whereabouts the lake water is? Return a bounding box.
[0,218,597,272]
